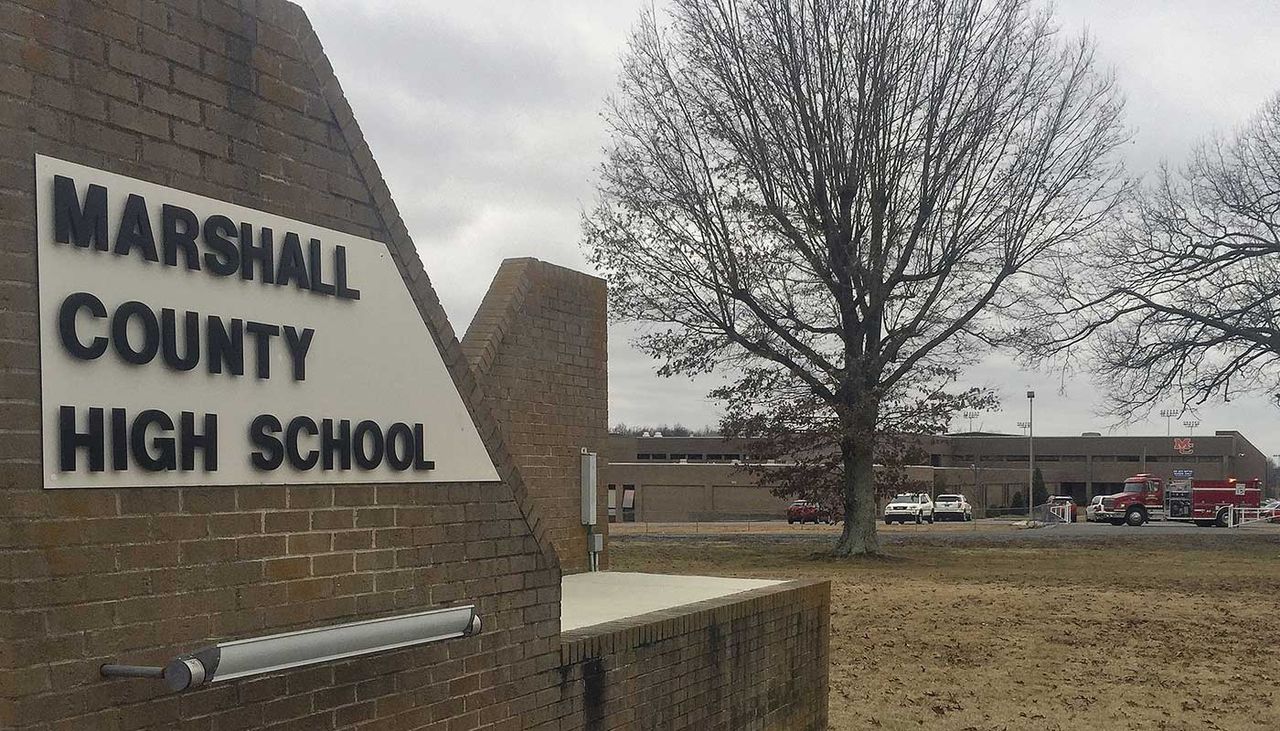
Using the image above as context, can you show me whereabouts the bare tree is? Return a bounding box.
[585,0,1128,555]
[1017,93,1280,414]
[717,365,997,513]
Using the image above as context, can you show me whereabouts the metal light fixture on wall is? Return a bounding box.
[101,605,481,692]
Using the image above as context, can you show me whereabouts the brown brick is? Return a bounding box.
[0,1,731,730]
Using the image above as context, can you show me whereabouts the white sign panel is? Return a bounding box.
[35,155,500,488]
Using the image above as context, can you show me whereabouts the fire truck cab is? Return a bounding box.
[1091,473,1262,527]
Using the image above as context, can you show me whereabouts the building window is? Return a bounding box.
[686,453,704,461]
[1061,455,1086,462]
[1117,455,1141,462]
[1038,455,1060,462]
[607,484,618,522]
[621,485,636,522]
[649,453,668,460]
[724,453,741,461]
[637,453,651,460]
[669,453,686,460]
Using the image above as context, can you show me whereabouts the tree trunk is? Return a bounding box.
[833,402,880,557]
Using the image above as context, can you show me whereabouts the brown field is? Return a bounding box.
[609,527,1280,730]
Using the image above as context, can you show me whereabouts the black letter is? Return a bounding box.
[334,245,360,301]
[58,292,108,360]
[385,423,414,470]
[275,232,310,290]
[132,409,175,471]
[413,424,435,470]
[250,414,284,470]
[309,238,337,297]
[53,175,108,250]
[59,405,104,472]
[320,418,352,470]
[241,224,275,283]
[283,326,314,381]
[111,407,128,471]
[285,416,319,470]
[113,193,159,262]
[352,420,384,470]
[202,215,240,276]
[179,412,217,471]
[245,321,279,379]
[180,412,217,471]
[206,316,244,376]
[111,301,160,365]
[161,309,200,371]
[161,204,201,271]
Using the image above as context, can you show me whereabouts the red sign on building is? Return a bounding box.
[1173,438,1195,455]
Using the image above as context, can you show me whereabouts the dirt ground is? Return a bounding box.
[609,526,1280,730]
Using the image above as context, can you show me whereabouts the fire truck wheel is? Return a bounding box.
[1215,508,1230,528]
[1125,508,1146,527]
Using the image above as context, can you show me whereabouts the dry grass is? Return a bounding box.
[610,533,1280,730]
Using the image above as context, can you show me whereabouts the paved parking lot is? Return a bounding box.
[610,517,1280,545]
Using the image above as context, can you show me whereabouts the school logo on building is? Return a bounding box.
[1173,438,1194,455]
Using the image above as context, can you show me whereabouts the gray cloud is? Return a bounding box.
[300,0,1280,460]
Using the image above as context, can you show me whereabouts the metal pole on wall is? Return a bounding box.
[1027,390,1036,524]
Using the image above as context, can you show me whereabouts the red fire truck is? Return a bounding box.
[1088,473,1262,527]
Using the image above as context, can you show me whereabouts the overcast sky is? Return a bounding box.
[300,0,1280,459]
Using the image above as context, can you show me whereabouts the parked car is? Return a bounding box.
[1046,495,1078,522]
[1085,495,1104,523]
[883,493,934,525]
[934,494,972,522]
[1260,498,1280,523]
[787,500,836,525]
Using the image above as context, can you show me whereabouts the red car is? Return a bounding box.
[786,500,839,524]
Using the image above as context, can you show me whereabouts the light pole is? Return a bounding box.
[1182,420,1200,439]
[1027,390,1036,523]
[1159,408,1179,437]
[963,410,980,433]
[970,462,982,517]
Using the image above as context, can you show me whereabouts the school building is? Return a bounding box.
[602,430,1269,521]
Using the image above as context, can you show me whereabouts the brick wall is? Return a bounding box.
[463,258,609,573]
[0,1,567,728]
[555,580,830,731]
[0,3,831,730]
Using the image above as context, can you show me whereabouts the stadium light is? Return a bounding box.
[101,605,480,692]
[1158,409,1179,437]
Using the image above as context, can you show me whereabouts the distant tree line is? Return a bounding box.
[610,423,720,437]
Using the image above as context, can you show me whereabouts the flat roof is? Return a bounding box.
[560,571,782,631]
